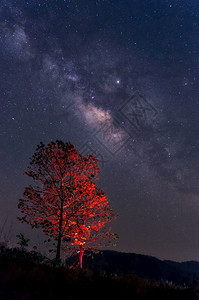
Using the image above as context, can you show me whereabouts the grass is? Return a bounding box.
[0,246,196,300]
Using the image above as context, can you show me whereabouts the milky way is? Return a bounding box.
[1,0,199,261]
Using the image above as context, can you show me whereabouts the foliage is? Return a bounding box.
[0,244,48,265]
[0,248,195,300]
[16,233,30,249]
[18,140,116,264]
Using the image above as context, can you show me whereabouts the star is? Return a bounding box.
[1,0,199,262]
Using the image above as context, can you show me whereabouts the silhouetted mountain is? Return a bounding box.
[165,260,199,275]
[84,250,199,285]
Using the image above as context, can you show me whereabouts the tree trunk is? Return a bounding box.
[79,245,84,269]
[56,196,64,261]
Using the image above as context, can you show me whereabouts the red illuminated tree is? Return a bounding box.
[18,141,99,261]
[18,140,116,264]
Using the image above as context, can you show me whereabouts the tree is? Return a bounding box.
[18,140,116,263]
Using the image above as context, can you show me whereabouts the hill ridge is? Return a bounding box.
[84,250,199,284]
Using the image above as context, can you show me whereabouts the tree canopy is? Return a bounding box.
[18,140,116,266]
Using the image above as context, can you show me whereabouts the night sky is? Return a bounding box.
[1,0,199,262]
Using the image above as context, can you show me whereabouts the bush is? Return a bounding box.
[0,247,196,300]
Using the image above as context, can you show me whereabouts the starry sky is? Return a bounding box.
[1,0,199,261]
